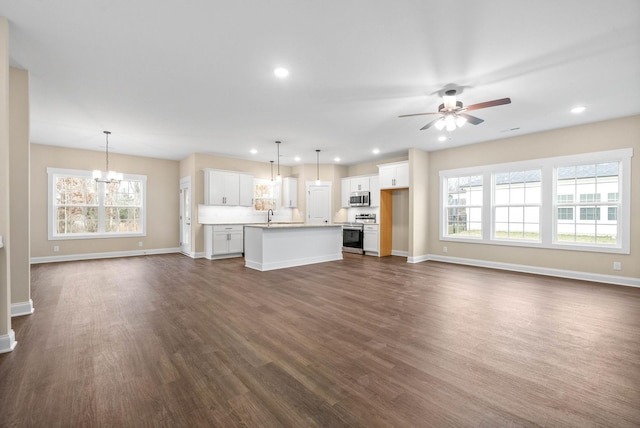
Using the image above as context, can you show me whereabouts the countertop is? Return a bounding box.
[245,223,341,229]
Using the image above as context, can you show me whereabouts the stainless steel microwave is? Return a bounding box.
[349,191,370,207]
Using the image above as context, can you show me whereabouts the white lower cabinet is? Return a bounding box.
[363,224,379,255]
[205,225,244,259]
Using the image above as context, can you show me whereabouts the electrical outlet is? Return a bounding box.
[138,241,143,247]
[53,245,59,252]
[443,246,448,253]
[613,262,622,271]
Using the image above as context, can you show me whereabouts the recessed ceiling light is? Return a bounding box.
[250,149,257,154]
[274,67,289,78]
[571,106,586,114]
[294,156,301,162]
[372,148,380,154]
[438,136,447,142]
[334,157,341,162]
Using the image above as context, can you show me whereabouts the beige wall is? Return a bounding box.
[392,189,409,253]
[408,148,429,258]
[427,115,640,279]
[0,16,11,340]
[30,144,180,258]
[9,67,30,307]
[347,155,408,177]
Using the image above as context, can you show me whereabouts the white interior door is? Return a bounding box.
[306,182,331,224]
[179,176,192,254]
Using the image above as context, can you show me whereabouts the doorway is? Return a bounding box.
[179,176,192,255]
[306,182,332,224]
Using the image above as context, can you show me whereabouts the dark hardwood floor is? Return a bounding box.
[1,254,639,427]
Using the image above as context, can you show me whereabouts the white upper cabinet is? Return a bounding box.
[238,173,254,207]
[369,175,380,207]
[342,175,378,207]
[282,177,298,208]
[378,161,409,189]
[341,178,351,208]
[204,169,254,206]
[350,176,370,192]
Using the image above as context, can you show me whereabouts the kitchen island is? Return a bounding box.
[244,224,343,271]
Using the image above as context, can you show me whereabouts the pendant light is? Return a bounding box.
[93,131,123,183]
[315,149,321,185]
[275,140,282,182]
[270,160,274,181]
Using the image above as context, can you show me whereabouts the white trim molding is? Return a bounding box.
[421,254,640,288]
[391,250,408,257]
[31,247,180,264]
[11,299,34,317]
[407,254,430,264]
[181,250,205,259]
[0,329,17,354]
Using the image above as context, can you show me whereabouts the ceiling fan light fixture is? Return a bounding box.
[445,115,456,131]
[455,116,467,127]
[443,94,457,111]
[434,118,446,130]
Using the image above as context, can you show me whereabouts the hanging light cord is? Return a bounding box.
[276,141,281,177]
[104,130,111,171]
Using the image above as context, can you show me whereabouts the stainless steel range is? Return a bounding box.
[342,213,376,254]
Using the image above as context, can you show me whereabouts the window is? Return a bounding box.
[48,168,146,239]
[443,175,483,238]
[579,207,600,221]
[557,194,574,204]
[493,169,541,241]
[254,179,279,211]
[439,148,632,254]
[557,207,574,220]
[579,193,601,203]
[556,162,619,245]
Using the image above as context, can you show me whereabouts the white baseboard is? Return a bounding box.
[0,329,17,354]
[205,253,243,261]
[423,254,640,288]
[407,254,430,264]
[11,299,34,317]
[391,250,408,257]
[30,247,181,264]
[181,250,205,259]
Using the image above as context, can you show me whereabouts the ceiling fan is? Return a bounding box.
[399,89,511,131]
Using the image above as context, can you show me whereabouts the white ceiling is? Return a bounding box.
[2,0,639,166]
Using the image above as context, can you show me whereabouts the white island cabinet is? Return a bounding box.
[244,224,342,271]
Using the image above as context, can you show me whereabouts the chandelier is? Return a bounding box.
[93,131,123,183]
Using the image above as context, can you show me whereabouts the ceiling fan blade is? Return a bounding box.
[398,112,440,118]
[420,117,442,130]
[459,113,484,125]
[465,97,511,112]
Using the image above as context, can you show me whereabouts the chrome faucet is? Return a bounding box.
[267,209,274,226]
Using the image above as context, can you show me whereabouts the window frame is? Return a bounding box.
[492,169,542,242]
[439,148,632,254]
[48,167,147,240]
[442,174,484,240]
